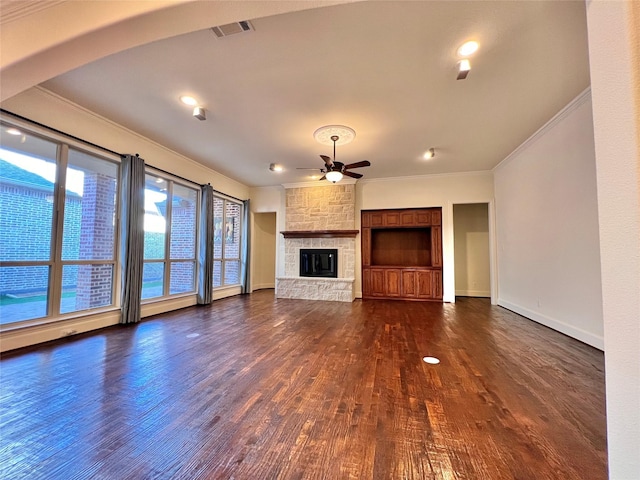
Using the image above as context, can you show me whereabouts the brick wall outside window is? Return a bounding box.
[0,185,83,294]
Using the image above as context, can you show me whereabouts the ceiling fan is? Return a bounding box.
[300,134,371,183]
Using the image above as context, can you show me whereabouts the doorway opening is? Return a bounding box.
[453,203,491,298]
[252,212,277,291]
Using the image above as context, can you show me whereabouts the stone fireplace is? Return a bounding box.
[276,183,357,302]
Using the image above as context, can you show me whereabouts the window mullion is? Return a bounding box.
[221,199,227,285]
[163,180,173,296]
[195,188,201,291]
[49,143,69,317]
[113,166,122,308]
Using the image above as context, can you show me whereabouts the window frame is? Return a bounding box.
[0,117,122,329]
[212,194,243,288]
[142,168,200,302]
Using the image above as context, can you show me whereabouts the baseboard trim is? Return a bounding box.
[0,310,120,353]
[498,299,604,350]
[456,290,491,297]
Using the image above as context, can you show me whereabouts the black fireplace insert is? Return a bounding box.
[300,249,338,278]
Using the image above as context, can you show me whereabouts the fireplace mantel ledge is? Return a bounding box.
[276,276,355,282]
[280,230,359,238]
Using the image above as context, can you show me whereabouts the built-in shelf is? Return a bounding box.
[280,230,359,239]
[362,208,443,301]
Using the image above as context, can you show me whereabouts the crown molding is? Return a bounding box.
[282,178,358,189]
[0,0,66,25]
[494,87,592,172]
[357,170,493,185]
[29,87,249,194]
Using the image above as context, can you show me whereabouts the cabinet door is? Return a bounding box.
[431,270,443,299]
[361,228,371,266]
[416,270,433,298]
[384,269,402,297]
[431,226,442,267]
[362,268,371,296]
[370,269,386,296]
[401,270,417,297]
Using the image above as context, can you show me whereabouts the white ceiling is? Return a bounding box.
[41,1,590,188]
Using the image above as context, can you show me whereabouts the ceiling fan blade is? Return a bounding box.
[343,160,371,169]
[343,170,363,179]
[296,167,322,170]
[318,175,326,181]
[320,155,333,167]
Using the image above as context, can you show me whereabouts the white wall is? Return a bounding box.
[250,185,286,278]
[357,172,495,302]
[252,212,277,290]
[587,1,640,477]
[0,87,250,352]
[250,187,281,290]
[454,203,490,297]
[493,90,604,349]
[250,185,283,213]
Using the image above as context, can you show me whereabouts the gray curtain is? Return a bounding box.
[120,154,145,324]
[240,199,251,294]
[197,184,214,304]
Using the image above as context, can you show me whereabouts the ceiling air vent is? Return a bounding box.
[211,20,254,38]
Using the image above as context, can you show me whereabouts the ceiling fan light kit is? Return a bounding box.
[325,171,343,183]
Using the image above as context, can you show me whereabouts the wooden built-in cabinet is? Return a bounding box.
[362,208,443,301]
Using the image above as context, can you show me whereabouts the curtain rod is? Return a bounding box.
[1,109,247,203]
[1,109,121,157]
[145,163,245,203]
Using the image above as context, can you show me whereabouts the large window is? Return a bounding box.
[213,196,242,287]
[0,122,119,325]
[142,172,199,300]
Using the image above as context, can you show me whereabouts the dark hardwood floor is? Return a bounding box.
[0,291,607,479]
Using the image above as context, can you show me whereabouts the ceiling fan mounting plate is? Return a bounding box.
[313,125,355,146]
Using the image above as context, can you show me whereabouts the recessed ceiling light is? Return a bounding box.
[269,163,283,172]
[423,148,435,160]
[6,128,21,136]
[180,95,198,106]
[458,41,479,57]
[423,356,440,365]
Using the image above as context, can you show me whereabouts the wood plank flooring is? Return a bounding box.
[0,291,607,479]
